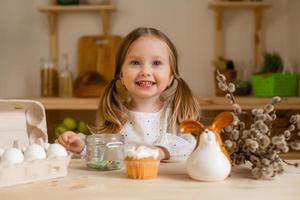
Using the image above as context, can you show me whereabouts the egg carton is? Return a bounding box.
[0,99,71,187]
[0,155,71,187]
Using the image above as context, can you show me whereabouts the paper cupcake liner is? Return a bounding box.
[125,159,159,179]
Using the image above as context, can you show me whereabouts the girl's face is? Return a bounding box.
[121,36,173,103]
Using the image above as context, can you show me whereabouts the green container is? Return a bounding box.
[251,73,298,97]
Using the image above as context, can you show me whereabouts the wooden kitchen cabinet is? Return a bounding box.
[33,96,300,153]
[36,3,117,141]
[209,0,271,72]
[62,97,299,159]
[35,2,300,159]
[37,4,116,68]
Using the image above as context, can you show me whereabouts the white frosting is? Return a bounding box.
[125,145,159,159]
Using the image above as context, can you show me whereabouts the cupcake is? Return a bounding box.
[125,146,160,179]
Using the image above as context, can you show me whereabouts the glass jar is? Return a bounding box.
[85,134,124,171]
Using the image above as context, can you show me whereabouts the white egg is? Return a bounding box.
[1,148,24,164]
[47,143,68,158]
[24,144,46,161]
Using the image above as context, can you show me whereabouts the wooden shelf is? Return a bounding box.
[209,1,271,9]
[37,4,116,12]
[197,96,300,110]
[37,4,116,67]
[32,97,99,110]
[30,97,300,110]
[209,1,271,72]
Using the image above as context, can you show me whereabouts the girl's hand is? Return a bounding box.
[56,131,85,154]
[153,146,170,161]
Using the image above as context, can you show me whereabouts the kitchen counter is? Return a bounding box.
[1,159,300,200]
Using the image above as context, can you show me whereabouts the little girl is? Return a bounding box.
[58,27,201,161]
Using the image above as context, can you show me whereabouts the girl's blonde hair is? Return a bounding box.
[95,27,200,133]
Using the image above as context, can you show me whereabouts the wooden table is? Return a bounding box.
[1,159,300,200]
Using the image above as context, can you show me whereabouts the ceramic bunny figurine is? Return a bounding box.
[179,112,234,181]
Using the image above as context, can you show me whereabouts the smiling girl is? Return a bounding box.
[58,27,201,161]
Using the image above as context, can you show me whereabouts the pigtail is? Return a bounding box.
[168,77,201,133]
[96,78,129,133]
[160,79,178,101]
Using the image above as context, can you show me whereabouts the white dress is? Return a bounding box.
[120,108,196,161]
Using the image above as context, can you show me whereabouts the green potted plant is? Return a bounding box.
[259,52,283,74]
[251,52,298,97]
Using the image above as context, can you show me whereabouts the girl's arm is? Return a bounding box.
[57,131,86,154]
[155,133,196,161]
[154,145,170,160]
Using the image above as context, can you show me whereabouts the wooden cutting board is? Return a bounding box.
[77,35,122,82]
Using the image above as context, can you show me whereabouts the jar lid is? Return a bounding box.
[86,134,124,145]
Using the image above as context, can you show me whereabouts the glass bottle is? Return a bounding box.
[58,54,73,97]
[40,58,58,97]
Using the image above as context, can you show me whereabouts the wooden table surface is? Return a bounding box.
[1,159,300,200]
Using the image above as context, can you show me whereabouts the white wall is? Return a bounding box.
[0,0,299,98]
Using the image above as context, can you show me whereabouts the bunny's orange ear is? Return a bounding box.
[179,120,205,135]
[211,112,234,132]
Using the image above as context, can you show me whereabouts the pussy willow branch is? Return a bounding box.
[216,70,300,179]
